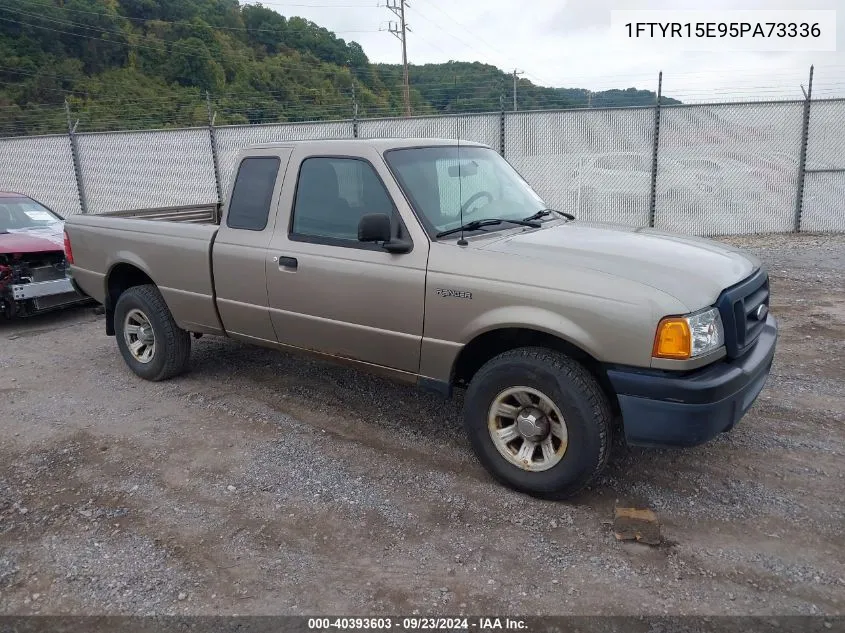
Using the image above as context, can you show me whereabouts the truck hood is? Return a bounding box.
[479,221,759,309]
[0,224,65,255]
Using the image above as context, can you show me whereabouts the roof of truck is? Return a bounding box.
[0,191,28,198]
[245,137,489,151]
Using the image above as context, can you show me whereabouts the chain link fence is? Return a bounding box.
[801,99,845,233]
[505,107,656,228]
[655,101,804,235]
[0,134,81,215]
[75,128,218,215]
[214,120,354,193]
[358,113,501,153]
[1,99,843,235]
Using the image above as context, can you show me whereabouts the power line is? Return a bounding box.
[412,0,556,87]
[404,4,499,70]
[0,64,688,105]
[0,13,380,84]
[0,7,404,96]
[0,64,521,96]
[245,0,380,8]
[0,4,378,35]
[0,8,383,87]
[14,0,380,25]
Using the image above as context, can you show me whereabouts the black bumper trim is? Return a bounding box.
[606,315,777,447]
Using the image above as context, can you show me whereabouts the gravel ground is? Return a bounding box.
[0,232,843,616]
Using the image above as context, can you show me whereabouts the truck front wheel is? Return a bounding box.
[463,347,611,499]
[114,284,191,381]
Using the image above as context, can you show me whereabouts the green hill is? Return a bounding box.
[374,61,679,113]
[0,0,676,136]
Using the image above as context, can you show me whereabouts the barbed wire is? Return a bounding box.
[5,91,839,139]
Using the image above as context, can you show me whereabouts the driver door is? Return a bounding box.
[265,148,430,374]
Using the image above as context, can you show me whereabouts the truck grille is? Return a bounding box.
[715,268,770,359]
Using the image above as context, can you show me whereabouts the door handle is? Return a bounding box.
[278,256,298,270]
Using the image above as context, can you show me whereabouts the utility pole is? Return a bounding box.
[387,0,411,116]
[512,69,524,111]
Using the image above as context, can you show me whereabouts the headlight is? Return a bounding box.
[653,307,725,360]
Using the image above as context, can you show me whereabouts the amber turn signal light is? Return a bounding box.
[653,317,691,359]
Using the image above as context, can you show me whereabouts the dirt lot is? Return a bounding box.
[1,233,843,616]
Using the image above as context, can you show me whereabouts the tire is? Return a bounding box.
[463,347,611,499]
[114,284,191,381]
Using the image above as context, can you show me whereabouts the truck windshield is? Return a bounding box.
[0,198,61,233]
[385,146,546,237]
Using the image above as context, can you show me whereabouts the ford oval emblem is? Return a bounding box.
[754,304,769,321]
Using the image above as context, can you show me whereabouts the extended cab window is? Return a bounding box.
[226,157,280,231]
[291,157,396,242]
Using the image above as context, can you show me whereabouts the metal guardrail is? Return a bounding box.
[102,203,220,224]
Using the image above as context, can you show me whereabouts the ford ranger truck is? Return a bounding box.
[64,138,778,499]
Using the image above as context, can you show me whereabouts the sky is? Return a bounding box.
[247,0,845,102]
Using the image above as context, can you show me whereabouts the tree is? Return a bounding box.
[166,37,224,92]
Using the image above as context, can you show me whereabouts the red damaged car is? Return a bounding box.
[0,192,87,319]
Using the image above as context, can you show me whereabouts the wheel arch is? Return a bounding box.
[451,327,619,415]
[104,261,156,336]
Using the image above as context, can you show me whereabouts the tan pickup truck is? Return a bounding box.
[64,138,777,498]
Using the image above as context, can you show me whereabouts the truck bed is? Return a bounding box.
[65,212,223,336]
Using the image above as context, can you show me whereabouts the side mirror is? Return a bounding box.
[358,213,392,243]
[357,213,413,254]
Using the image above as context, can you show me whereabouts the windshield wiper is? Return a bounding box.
[522,208,575,222]
[435,218,541,238]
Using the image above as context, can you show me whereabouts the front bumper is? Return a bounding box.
[607,314,778,447]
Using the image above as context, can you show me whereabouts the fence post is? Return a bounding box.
[206,91,223,209]
[793,65,814,232]
[64,99,88,214]
[351,74,359,138]
[648,71,662,228]
[499,93,506,157]
[499,79,506,157]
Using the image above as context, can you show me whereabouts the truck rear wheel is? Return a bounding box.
[114,284,191,381]
[463,347,611,499]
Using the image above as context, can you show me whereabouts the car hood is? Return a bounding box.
[0,224,65,255]
[478,221,759,309]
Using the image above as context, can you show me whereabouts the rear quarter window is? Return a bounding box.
[226,157,281,231]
